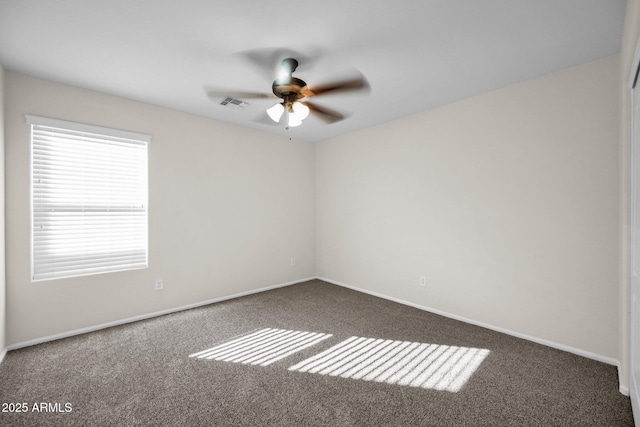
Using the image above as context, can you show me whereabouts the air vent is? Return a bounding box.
[220,97,249,110]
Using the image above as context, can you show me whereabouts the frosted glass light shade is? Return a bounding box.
[290,102,310,120]
[267,103,285,122]
[288,116,303,127]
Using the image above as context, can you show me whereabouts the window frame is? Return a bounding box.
[26,115,151,281]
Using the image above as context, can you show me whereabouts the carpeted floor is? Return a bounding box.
[0,279,634,426]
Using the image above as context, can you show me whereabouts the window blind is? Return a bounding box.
[27,115,150,281]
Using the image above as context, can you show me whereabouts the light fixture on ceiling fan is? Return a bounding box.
[266,101,309,127]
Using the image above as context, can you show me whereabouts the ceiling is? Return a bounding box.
[0,0,627,143]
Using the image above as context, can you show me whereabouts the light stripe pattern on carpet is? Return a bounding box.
[288,336,490,392]
[189,327,333,366]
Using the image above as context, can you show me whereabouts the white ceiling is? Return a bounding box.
[0,0,627,142]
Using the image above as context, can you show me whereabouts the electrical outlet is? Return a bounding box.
[419,276,427,287]
[154,279,164,291]
[291,258,296,267]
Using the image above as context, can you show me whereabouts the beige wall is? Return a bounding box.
[0,63,5,355]
[619,0,640,393]
[316,55,621,360]
[5,72,316,345]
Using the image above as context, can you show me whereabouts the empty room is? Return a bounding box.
[1,0,640,425]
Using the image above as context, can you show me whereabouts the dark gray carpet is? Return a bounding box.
[0,279,634,426]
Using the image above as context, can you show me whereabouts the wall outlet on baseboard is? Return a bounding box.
[154,279,164,291]
[419,276,427,287]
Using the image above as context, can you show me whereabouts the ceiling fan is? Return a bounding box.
[207,57,370,128]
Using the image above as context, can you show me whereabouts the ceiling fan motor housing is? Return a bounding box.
[272,58,308,104]
[272,77,307,103]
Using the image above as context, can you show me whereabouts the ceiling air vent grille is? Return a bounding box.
[220,97,249,110]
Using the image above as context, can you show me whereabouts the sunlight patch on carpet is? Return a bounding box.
[189,328,332,366]
[288,337,490,392]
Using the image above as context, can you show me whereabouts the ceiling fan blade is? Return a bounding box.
[304,75,370,98]
[206,89,276,101]
[305,102,347,124]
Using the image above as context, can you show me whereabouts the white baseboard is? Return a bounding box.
[617,359,630,396]
[7,276,315,351]
[631,368,639,418]
[5,275,629,395]
[317,276,628,395]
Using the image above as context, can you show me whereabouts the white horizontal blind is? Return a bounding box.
[28,115,150,281]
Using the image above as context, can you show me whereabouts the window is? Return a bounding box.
[27,115,150,281]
